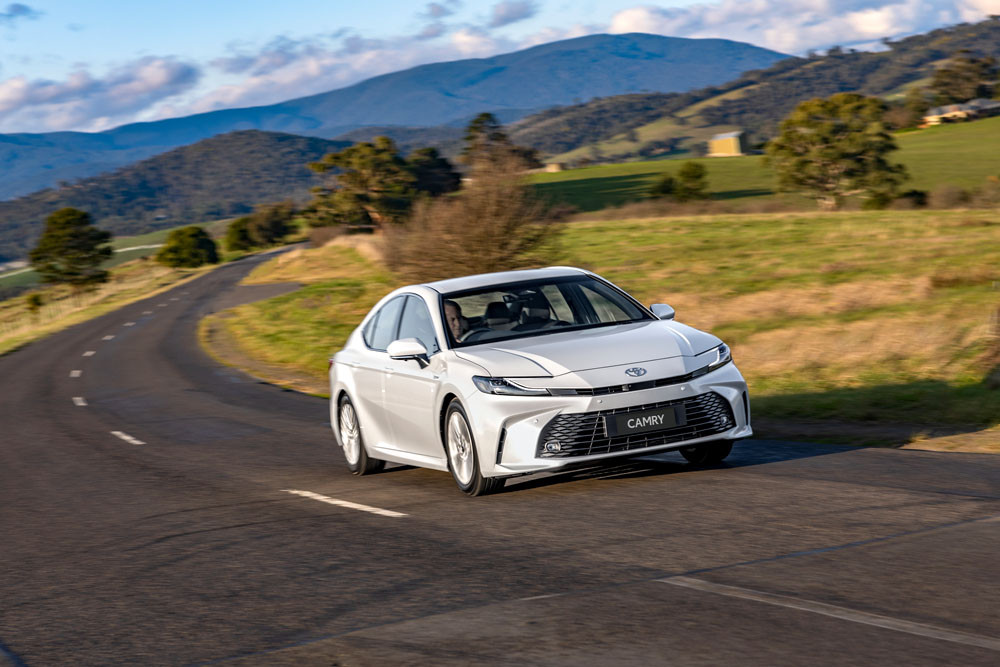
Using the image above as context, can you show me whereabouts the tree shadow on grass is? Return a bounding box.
[750,378,1000,447]
[711,188,774,200]
[533,174,659,212]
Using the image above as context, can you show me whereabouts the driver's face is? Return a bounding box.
[445,303,463,339]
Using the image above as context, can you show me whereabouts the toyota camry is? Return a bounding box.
[328,267,751,495]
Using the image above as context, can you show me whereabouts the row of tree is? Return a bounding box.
[24,112,552,293]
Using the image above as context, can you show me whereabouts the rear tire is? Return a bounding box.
[338,395,385,475]
[680,440,733,465]
[445,402,504,496]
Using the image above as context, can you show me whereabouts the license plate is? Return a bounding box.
[607,406,684,436]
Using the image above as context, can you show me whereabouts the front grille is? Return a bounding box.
[537,392,734,458]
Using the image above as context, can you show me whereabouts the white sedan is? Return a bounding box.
[329,267,751,496]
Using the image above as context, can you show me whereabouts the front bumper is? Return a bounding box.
[465,362,751,477]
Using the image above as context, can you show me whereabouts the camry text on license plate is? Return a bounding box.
[606,406,686,436]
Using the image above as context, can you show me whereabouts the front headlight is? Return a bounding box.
[472,376,551,396]
[705,343,732,372]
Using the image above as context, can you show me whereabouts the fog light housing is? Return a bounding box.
[544,440,561,453]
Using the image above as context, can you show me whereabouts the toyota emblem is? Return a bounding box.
[625,367,647,377]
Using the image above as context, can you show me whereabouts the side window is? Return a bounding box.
[397,296,440,355]
[369,296,406,351]
[541,285,574,322]
[362,312,379,347]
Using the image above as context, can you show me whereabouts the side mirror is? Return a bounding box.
[650,303,675,320]
[387,338,429,361]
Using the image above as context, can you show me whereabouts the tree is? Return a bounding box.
[649,173,675,198]
[765,93,908,210]
[384,154,560,282]
[930,51,997,104]
[462,112,543,169]
[225,217,254,252]
[462,112,509,163]
[247,201,295,246]
[408,147,461,196]
[674,161,710,201]
[29,208,112,290]
[307,136,415,229]
[156,226,219,267]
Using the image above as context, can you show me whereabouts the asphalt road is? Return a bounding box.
[2,254,999,666]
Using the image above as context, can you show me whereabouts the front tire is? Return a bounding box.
[338,395,384,475]
[680,440,733,465]
[445,402,504,496]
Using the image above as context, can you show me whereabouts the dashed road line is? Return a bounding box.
[170,297,179,301]
[69,370,82,378]
[82,350,96,357]
[142,310,153,315]
[281,489,407,518]
[102,335,115,341]
[110,431,145,446]
[124,322,135,327]
[660,576,1000,652]
[72,396,88,407]
[157,303,167,307]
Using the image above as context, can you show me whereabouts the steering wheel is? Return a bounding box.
[459,327,492,343]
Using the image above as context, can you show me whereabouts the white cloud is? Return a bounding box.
[607,1,991,54]
[488,1,539,28]
[0,57,200,131]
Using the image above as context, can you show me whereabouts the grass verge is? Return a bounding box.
[0,258,214,356]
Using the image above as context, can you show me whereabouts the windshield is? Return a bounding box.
[441,276,653,348]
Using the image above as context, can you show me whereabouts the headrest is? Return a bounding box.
[485,301,510,322]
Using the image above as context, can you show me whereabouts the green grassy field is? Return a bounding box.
[532,116,1000,211]
[211,209,1000,442]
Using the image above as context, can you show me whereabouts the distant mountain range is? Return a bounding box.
[0,34,787,200]
[0,131,348,262]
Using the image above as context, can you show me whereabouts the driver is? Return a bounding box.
[444,300,468,341]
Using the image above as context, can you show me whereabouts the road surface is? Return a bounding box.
[1,254,998,665]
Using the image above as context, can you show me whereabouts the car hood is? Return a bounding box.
[453,320,721,378]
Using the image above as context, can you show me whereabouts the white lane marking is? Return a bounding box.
[110,430,145,446]
[143,310,153,315]
[170,297,179,301]
[661,577,1000,652]
[102,335,115,341]
[82,350,96,357]
[157,303,167,307]
[69,370,82,378]
[281,489,407,518]
[124,322,135,327]
[72,396,88,407]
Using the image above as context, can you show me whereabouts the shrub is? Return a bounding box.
[225,217,253,252]
[156,226,219,268]
[929,185,970,209]
[674,161,710,201]
[384,155,560,282]
[649,173,675,198]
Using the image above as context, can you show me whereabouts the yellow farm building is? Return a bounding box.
[708,131,747,157]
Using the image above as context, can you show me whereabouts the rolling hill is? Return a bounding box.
[0,34,787,200]
[0,131,348,262]
[510,18,1000,162]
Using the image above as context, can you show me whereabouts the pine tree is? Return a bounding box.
[29,208,112,290]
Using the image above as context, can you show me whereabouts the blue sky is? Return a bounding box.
[0,0,997,133]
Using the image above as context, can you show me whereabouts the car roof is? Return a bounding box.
[423,266,592,294]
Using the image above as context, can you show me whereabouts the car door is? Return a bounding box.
[353,295,406,450]
[383,295,446,463]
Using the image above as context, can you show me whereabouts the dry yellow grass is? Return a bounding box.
[0,259,213,355]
